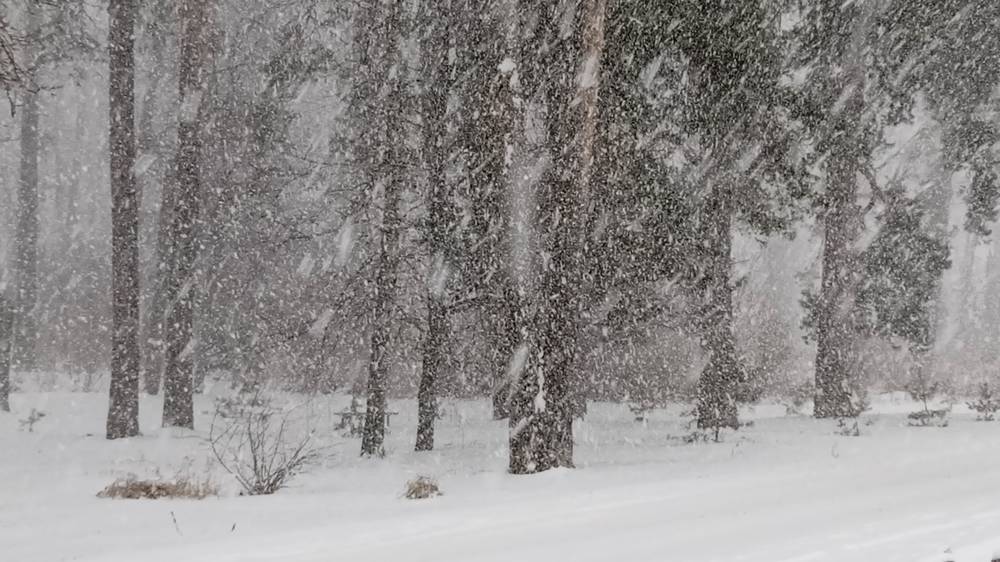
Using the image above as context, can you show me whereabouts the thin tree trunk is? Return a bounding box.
[139,0,174,395]
[695,185,740,431]
[106,0,141,440]
[143,179,174,395]
[415,0,452,452]
[509,0,607,474]
[0,295,12,412]
[13,7,40,373]
[162,0,210,429]
[360,0,405,458]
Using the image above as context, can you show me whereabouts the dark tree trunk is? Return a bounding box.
[415,3,452,452]
[416,295,447,451]
[360,176,402,456]
[490,289,521,419]
[13,8,40,373]
[359,0,405,458]
[695,186,740,431]
[106,0,141,440]
[0,296,12,412]
[813,139,861,418]
[162,0,210,429]
[813,2,874,419]
[509,0,607,474]
[457,0,521,421]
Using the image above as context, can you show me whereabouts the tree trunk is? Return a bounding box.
[0,296,12,412]
[13,7,40,373]
[106,0,141,440]
[415,1,453,452]
[139,0,175,396]
[813,141,861,417]
[695,186,740,431]
[457,0,522,421]
[359,0,405,458]
[360,178,403,457]
[161,0,211,429]
[416,294,447,451]
[509,0,607,474]
[812,0,874,419]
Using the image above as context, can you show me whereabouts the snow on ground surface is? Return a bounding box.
[2,384,1000,562]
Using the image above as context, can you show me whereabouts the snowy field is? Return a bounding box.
[3,384,1000,562]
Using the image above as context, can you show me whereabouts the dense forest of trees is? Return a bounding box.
[0,0,998,472]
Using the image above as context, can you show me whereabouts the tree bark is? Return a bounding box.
[415,0,453,452]
[0,295,12,412]
[161,0,211,429]
[813,1,874,419]
[695,185,740,431]
[457,0,522,421]
[416,293,447,451]
[13,7,40,373]
[106,0,141,440]
[360,176,403,458]
[359,0,405,458]
[509,0,607,474]
[813,137,861,417]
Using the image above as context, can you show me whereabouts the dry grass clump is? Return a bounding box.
[404,476,441,500]
[98,474,218,500]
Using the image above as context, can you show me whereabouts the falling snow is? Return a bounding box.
[1,0,999,560]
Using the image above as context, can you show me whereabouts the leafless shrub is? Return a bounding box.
[209,392,318,496]
[19,408,45,432]
[404,476,441,499]
[98,474,218,500]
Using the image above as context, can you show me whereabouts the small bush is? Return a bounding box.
[98,475,218,500]
[906,369,948,427]
[404,476,441,499]
[967,381,1000,421]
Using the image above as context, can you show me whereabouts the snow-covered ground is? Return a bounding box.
[2,386,999,562]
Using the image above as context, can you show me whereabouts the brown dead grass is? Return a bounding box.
[404,476,441,500]
[97,475,218,500]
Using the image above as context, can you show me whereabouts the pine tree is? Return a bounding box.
[454,0,522,421]
[415,0,455,452]
[161,0,214,429]
[13,4,40,373]
[672,0,803,431]
[358,0,406,458]
[106,0,141,440]
[794,0,971,416]
[508,0,608,474]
